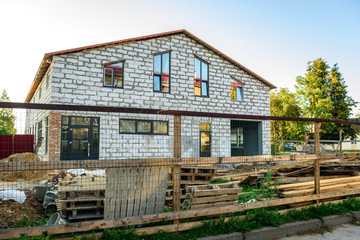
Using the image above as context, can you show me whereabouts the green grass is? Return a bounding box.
[325,150,360,153]
[275,151,295,155]
[210,178,230,184]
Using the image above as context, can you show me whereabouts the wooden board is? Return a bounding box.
[104,167,169,219]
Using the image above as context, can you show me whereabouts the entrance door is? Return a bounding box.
[200,123,211,157]
[61,116,100,160]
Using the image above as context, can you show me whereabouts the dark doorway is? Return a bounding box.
[200,123,211,157]
[61,116,100,160]
[231,120,262,156]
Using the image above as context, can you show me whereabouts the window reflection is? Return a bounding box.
[137,121,152,133]
[119,119,169,135]
[153,121,168,134]
[153,52,170,93]
[194,57,209,96]
[103,61,124,88]
[231,80,243,101]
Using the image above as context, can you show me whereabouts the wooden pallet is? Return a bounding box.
[57,178,106,220]
[166,166,217,206]
[183,182,242,209]
[56,197,104,220]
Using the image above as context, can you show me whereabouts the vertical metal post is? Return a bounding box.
[274,132,277,156]
[304,131,308,154]
[172,115,181,225]
[314,122,321,202]
[339,132,343,154]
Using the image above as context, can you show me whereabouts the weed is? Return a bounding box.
[210,178,230,184]
[238,172,279,203]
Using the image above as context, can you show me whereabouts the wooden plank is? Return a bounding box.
[120,168,130,218]
[275,176,360,190]
[3,188,360,239]
[126,168,137,217]
[145,167,158,215]
[281,166,313,177]
[132,168,143,216]
[173,115,181,225]
[283,182,360,197]
[0,158,176,172]
[154,167,169,213]
[139,168,151,216]
[190,194,239,205]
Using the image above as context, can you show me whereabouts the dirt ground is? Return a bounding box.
[281,223,360,240]
[0,190,45,229]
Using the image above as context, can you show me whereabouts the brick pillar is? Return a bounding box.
[48,112,61,161]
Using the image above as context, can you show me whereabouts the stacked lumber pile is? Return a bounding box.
[183,182,242,209]
[269,159,360,185]
[56,175,106,220]
[274,176,360,198]
[166,166,217,205]
[213,171,266,185]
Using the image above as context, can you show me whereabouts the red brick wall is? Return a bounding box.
[48,112,61,161]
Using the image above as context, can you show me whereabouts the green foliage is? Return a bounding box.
[210,178,230,184]
[295,58,357,140]
[0,89,16,135]
[270,88,305,141]
[13,216,50,228]
[238,172,279,203]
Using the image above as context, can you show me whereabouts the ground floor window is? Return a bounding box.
[119,119,169,135]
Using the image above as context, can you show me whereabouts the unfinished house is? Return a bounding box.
[25,29,276,161]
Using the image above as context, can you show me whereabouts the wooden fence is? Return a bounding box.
[1,151,360,239]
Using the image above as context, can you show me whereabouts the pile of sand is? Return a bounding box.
[0,153,49,181]
[0,152,40,163]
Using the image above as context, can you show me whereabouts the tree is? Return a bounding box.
[270,88,304,140]
[295,58,357,140]
[0,90,16,135]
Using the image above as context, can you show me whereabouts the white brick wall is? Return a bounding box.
[25,65,53,161]
[28,33,272,159]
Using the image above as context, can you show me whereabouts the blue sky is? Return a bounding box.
[1,0,359,114]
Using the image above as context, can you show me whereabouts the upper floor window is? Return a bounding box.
[153,52,170,93]
[103,61,124,88]
[231,79,243,101]
[194,57,208,97]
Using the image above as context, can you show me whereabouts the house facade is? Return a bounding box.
[25,30,276,161]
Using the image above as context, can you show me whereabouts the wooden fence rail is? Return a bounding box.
[1,187,360,239]
[1,153,360,172]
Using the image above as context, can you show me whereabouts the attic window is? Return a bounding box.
[103,61,124,88]
[231,79,243,101]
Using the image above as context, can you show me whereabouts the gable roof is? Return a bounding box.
[25,29,276,103]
